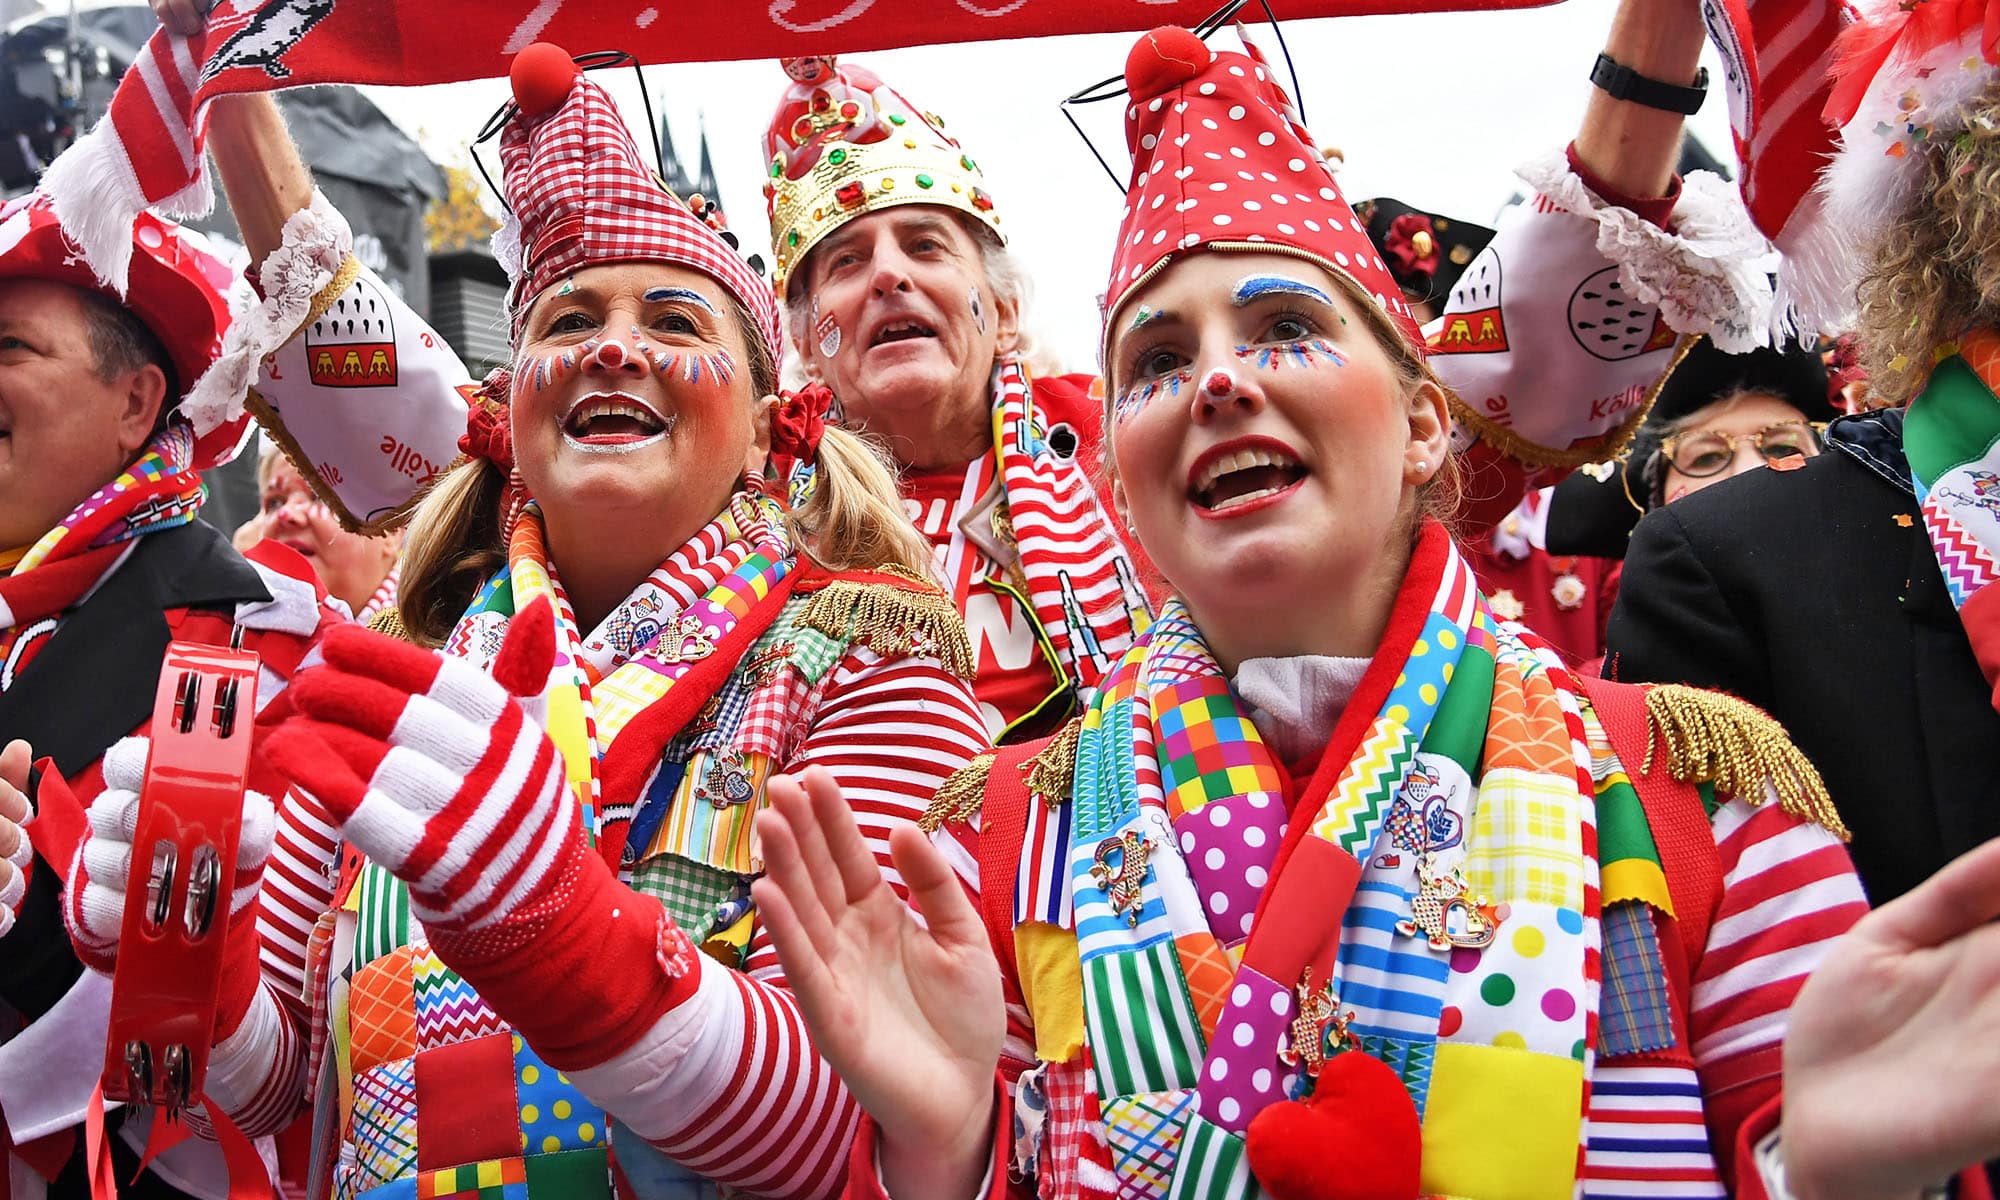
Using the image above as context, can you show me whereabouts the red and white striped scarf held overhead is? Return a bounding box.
[1699,0,1850,322]
[43,0,1563,294]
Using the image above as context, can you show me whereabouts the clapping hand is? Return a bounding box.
[752,768,1003,1200]
[0,741,32,939]
[1783,837,2000,1200]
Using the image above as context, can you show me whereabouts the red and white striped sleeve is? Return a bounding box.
[1688,791,1868,1184]
[256,784,339,1011]
[566,647,989,1200]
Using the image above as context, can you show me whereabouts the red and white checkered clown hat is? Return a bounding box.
[1103,27,1422,356]
[0,192,249,469]
[498,44,781,365]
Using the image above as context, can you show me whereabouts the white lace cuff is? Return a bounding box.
[179,189,354,437]
[1517,150,1777,352]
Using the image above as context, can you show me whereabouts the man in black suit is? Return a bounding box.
[1605,406,2000,905]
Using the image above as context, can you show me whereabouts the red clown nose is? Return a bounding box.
[589,339,629,370]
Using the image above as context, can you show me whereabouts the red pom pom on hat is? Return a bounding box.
[1244,1052,1422,1200]
[511,42,580,119]
[1126,26,1212,101]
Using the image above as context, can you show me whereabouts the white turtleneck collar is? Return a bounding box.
[1232,654,1373,766]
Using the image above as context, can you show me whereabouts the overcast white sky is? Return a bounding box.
[357,0,1739,372]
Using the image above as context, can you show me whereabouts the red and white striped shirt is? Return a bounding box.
[253,612,988,1199]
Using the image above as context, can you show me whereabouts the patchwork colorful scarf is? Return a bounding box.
[443,491,796,856]
[1904,329,2000,706]
[1066,522,1603,1199]
[0,424,204,689]
[991,356,1151,694]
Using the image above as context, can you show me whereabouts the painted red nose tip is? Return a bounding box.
[1203,369,1234,397]
[593,340,627,368]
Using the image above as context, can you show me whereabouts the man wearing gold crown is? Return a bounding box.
[764,54,1155,743]
[761,40,1780,745]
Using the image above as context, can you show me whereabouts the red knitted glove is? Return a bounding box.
[61,735,277,1038]
[266,599,698,1068]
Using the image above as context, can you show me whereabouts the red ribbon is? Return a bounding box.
[458,369,515,473]
[770,383,833,477]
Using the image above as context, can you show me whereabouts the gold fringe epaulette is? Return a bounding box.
[1024,718,1082,808]
[366,605,415,643]
[1642,684,1850,840]
[919,752,996,833]
[799,564,975,679]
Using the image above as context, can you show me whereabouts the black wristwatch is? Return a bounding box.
[1590,53,1709,115]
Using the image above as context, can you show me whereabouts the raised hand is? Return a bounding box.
[268,599,699,1070]
[59,735,277,1036]
[751,767,1002,1200]
[149,0,209,37]
[264,597,571,932]
[0,741,31,939]
[1782,837,2000,1200]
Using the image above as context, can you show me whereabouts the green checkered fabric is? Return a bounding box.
[628,853,738,936]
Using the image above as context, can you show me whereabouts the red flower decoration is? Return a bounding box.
[1382,212,1441,284]
[771,383,833,475]
[458,368,515,472]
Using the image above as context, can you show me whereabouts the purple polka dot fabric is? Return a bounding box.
[1172,789,1284,948]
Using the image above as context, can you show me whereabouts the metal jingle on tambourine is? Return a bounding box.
[172,670,200,735]
[123,1040,152,1100]
[182,844,221,939]
[161,1044,192,1116]
[144,841,177,934]
[211,676,240,738]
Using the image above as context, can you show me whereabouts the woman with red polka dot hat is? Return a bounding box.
[745,15,1870,1200]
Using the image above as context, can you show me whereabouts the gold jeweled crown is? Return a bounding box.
[763,56,1004,292]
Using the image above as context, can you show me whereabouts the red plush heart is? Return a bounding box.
[1244,1052,1422,1200]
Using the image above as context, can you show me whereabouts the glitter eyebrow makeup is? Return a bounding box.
[1232,274,1334,309]
[643,286,718,314]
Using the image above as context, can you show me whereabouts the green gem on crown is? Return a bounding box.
[915,174,934,189]
[889,114,907,126]
[829,148,848,165]
[787,230,801,246]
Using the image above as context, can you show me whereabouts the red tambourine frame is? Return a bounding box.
[102,641,261,1116]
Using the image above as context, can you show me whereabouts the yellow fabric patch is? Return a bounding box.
[1601,856,1674,915]
[1462,767,1586,910]
[1420,1042,1582,1200]
[543,686,592,785]
[1015,922,1085,1062]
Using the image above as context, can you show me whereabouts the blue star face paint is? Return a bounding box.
[1232,274,1335,310]
[1233,339,1347,371]
[643,286,718,315]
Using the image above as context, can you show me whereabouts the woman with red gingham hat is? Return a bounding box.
[218,43,991,1200]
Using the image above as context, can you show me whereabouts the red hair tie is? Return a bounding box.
[459,369,515,472]
[770,383,833,478]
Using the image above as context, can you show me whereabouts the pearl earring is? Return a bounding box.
[1415,459,1430,474]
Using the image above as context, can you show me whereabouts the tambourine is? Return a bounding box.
[102,638,261,1116]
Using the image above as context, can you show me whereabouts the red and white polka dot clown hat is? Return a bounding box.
[498,44,782,365]
[1103,27,1422,360]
